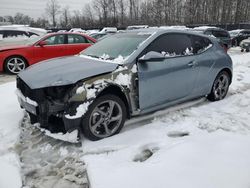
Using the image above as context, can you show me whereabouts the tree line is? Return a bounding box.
[1,0,250,29]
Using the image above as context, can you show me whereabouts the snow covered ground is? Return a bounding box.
[0,48,250,188]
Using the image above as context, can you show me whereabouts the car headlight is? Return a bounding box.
[68,84,87,102]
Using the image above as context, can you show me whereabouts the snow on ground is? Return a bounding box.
[81,49,250,188]
[0,82,23,188]
[0,48,250,188]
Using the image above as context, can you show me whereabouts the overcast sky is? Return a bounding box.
[0,0,92,19]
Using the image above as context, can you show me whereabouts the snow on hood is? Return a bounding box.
[18,56,118,89]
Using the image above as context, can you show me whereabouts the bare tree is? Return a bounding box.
[60,6,70,28]
[46,0,61,27]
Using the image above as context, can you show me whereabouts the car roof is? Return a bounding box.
[124,28,213,38]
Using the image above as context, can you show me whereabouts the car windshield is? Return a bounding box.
[25,34,46,45]
[81,32,151,64]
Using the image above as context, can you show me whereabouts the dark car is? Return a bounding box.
[16,29,232,141]
[193,26,232,50]
[229,29,250,46]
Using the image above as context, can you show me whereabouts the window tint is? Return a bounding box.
[190,35,212,54]
[212,30,229,38]
[3,30,29,38]
[146,34,192,56]
[44,34,65,45]
[28,32,39,37]
[242,31,250,35]
[68,34,87,44]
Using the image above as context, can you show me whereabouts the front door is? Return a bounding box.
[32,34,67,63]
[137,33,200,110]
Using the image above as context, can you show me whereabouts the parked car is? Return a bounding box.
[229,29,250,46]
[89,33,115,41]
[0,25,47,47]
[16,29,232,141]
[0,25,47,38]
[89,33,108,40]
[99,27,117,33]
[0,32,96,74]
[240,37,250,52]
[193,26,232,50]
[127,25,149,30]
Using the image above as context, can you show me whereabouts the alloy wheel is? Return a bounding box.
[6,57,26,74]
[89,100,123,138]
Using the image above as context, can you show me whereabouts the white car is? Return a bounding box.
[240,37,250,52]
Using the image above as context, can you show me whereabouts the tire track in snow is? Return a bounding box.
[15,114,89,188]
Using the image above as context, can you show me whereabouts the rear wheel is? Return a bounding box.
[4,56,28,74]
[207,71,230,101]
[81,94,127,141]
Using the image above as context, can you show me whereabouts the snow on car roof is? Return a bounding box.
[0,25,47,35]
[193,26,218,30]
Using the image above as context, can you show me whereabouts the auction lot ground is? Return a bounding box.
[1,47,250,188]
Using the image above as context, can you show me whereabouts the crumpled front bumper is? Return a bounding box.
[16,89,82,133]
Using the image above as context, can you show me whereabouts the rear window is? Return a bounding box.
[190,35,212,54]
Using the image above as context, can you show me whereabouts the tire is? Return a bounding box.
[246,48,250,52]
[4,56,28,74]
[241,49,244,52]
[81,94,127,141]
[207,71,230,101]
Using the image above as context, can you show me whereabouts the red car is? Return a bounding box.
[0,32,96,74]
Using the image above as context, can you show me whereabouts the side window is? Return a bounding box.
[204,30,212,35]
[44,34,65,45]
[28,32,39,37]
[68,34,87,44]
[191,35,212,54]
[3,30,29,38]
[146,34,193,57]
[0,31,3,39]
[212,30,229,38]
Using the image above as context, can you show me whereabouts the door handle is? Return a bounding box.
[188,61,198,67]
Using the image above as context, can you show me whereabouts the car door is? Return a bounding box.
[137,33,200,110]
[65,34,92,55]
[32,34,67,63]
[189,35,216,95]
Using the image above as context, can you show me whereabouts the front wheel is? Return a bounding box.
[81,94,127,141]
[207,71,230,101]
[4,56,28,74]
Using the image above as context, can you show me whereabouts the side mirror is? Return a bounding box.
[38,41,47,46]
[138,51,165,63]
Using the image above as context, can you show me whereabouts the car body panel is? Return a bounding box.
[18,56,118,89]
[137,55,199,110]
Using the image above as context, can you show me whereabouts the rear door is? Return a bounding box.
[32,34,67,63]
[137,33,200,110]
[65,34,92,55]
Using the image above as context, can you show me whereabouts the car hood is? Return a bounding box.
[18,56,118,89]
[0,45,29,52]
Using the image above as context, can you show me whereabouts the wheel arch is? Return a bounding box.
[3,55,29,72]
[219,67,232,84]
[96,84,131,119]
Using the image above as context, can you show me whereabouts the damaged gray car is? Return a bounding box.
[16,29,232,141]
